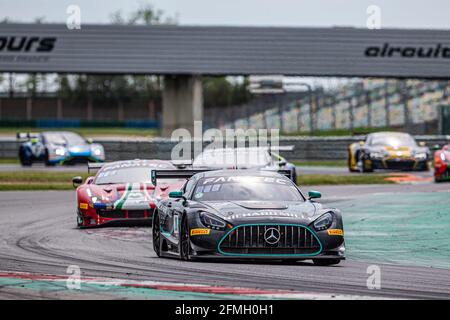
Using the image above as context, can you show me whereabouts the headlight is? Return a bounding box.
[91,145,105,159]
[199,212,226,230]
[414,152,427,160]
[54,147,66,156]
[370,151,385,159]
[313,212,334,231]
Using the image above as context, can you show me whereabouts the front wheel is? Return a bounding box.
[44,150,56,166]
[179,215,192,261]
[76,210,83,228]
[313,259,341,266]
[19,148,32,166]
[152,211,161,257]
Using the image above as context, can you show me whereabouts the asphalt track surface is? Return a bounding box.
[1,184,450,300]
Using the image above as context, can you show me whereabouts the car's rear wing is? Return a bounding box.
[270,145,294,152]
[151,169,292,186]
[171,159,193,169]
[87,162,107,173]
[151,169,213,186]
[16,132,39,141]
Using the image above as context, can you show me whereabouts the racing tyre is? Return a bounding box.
[313,259,341,266]
[179,215,192,261]
[19,148,32,166]
[76,210,83,228]
[152,211,162,257]
[348,150,357,172]
[361,155,373,173]
[44,150,55,166]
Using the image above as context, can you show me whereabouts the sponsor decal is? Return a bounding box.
[365,43,450,59]
[190,228,211,236]
[228,211,300,220]
[327,229,344,236]
[79,203,88,210]
[0,36,56,52]
[201,176,287,185]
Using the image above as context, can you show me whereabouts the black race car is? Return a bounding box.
[152,169,345,266]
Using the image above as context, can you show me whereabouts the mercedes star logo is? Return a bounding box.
[264,227,280,244]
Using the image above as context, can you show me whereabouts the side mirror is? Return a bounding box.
[359,140,365,146]
[419,141,426,147]
[72,176,83,188]
[169,190,183,199]
[308,190,322,200]
[86,138,93,144]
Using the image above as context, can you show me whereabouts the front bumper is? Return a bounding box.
[78,206,154,228]
[435,163,450,181]
[187,221,345,260]
[370,157,426,170]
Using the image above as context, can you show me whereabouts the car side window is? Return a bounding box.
[183,178,196,196]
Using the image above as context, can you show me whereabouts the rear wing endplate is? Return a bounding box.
[87,162,107,173]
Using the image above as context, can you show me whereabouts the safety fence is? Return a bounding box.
[1,136,448,161]
[218,79,450,135]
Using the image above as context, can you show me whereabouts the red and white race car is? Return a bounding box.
[73,159,185,228]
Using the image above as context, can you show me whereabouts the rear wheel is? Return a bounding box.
[313,259,341,266]
[179,215,192,261]
[152,211,161,257]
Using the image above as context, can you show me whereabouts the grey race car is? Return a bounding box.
[152,169,345,266]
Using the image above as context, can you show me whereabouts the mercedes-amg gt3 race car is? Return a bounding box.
[152,169,345,265]
[73,159,185,228]
[348,132,430,172]
[17,131,105,166]
[192,146,297,182]
[434,143,450,182]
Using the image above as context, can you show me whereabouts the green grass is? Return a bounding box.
[293,160,347,167]
[0,127,158,137]
[0,170,394,190]
[0,158,19,164]
[298,174,395,186]
[0,171,89,190]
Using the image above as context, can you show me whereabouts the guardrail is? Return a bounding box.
[2,135,449,162]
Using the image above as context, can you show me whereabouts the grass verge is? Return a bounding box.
[293,160,347,167]
[0,127,158,137]
[0,171,89,190]
[0,158,19,164]
[0,171,394,190]
[298,174,395,186]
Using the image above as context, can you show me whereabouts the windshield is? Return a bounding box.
[94,161,177,185]
[193,148,271,168]
[369,134,417,148]
[43,132,86,146]
[192,175,303,202]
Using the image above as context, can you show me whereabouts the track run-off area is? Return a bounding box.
[0,181,449,299]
